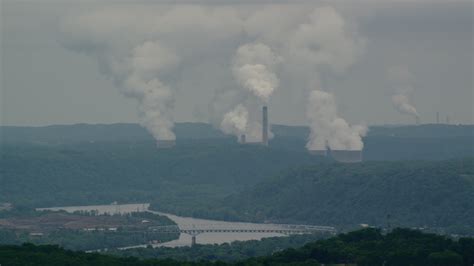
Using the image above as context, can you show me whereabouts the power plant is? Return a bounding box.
[240,134,246,144]
[154,105,364,162]
[239,106,269,146]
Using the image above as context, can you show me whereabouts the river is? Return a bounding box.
[37,203,285,247]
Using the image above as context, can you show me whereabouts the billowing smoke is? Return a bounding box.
[59,4,367,146]
[290,6,367,151]
[234,64,278,102]
[387,67,419,120]
[220,104,248,137]
[233,43,281,102]
[59,6,243,142]
[306,90,367,151]
[391,94,419,118]
[125,41,179,140]
[221,43,280,141]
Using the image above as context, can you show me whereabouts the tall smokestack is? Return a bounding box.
[240,134,246,144]
[262,106,268,146]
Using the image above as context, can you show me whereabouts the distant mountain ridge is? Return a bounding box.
[2,123,473,143]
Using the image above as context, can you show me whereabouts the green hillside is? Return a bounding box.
[0,141,326,208]
[169,159,474,234]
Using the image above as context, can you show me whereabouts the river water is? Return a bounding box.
[37,203,285,247]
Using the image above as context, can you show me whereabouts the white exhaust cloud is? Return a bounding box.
[391,94,419,118]
[306,90,367,151]
[60,6,242,142]
[290,6,367,151]
[220,104,248,137]
[221,42,281,141]
[125,41,179,140]
[387,67,419,120]
[59,4,367,146]
[232,43,281,103]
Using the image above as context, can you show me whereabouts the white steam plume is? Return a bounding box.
[220,104,248,137]
[59,6,243,142]
[221,42,280,141]
[232,43,281,102]
[391,94,419,118]
[289,6,366,151]
[387,67,419,120]
[59,5,368,146]
[306,90,367,151]
[125,41,179,140]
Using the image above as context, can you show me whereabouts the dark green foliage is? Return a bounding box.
[0,140,324,208]
[0,243,206,266]
[247,228,474,266]
[1,229,473,266]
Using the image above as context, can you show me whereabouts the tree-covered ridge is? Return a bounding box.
[156,158,474,234]
[2,123,472,143]
[0,141,325,208]
[2,123,473,161]
[0,229,473,266]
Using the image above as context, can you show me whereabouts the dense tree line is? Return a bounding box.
[245,228,474,266]
[0,228,473,265]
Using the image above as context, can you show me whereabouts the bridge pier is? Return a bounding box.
[191,235,197,246]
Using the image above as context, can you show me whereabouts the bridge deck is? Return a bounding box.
[149,224,336,236]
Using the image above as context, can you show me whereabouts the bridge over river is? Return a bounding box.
[38,203,337,247]
[149,224,336,245]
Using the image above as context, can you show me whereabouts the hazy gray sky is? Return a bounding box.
[1,0,473,127]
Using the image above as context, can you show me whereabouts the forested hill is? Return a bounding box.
[249,228,474,266]
[0,228,473,265]
[0,141,327,208]
[0,123,227,143]
[2,123,473,143]
[2,123,473,161]
[172,158,474,234]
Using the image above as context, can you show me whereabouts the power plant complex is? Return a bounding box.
[239,106,269,147]
[156,105,363,163]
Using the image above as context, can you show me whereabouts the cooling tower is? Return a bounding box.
[262,106,268,146]
[330,150,363,163]
[156,140,176,149]
[309,149,328,156]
